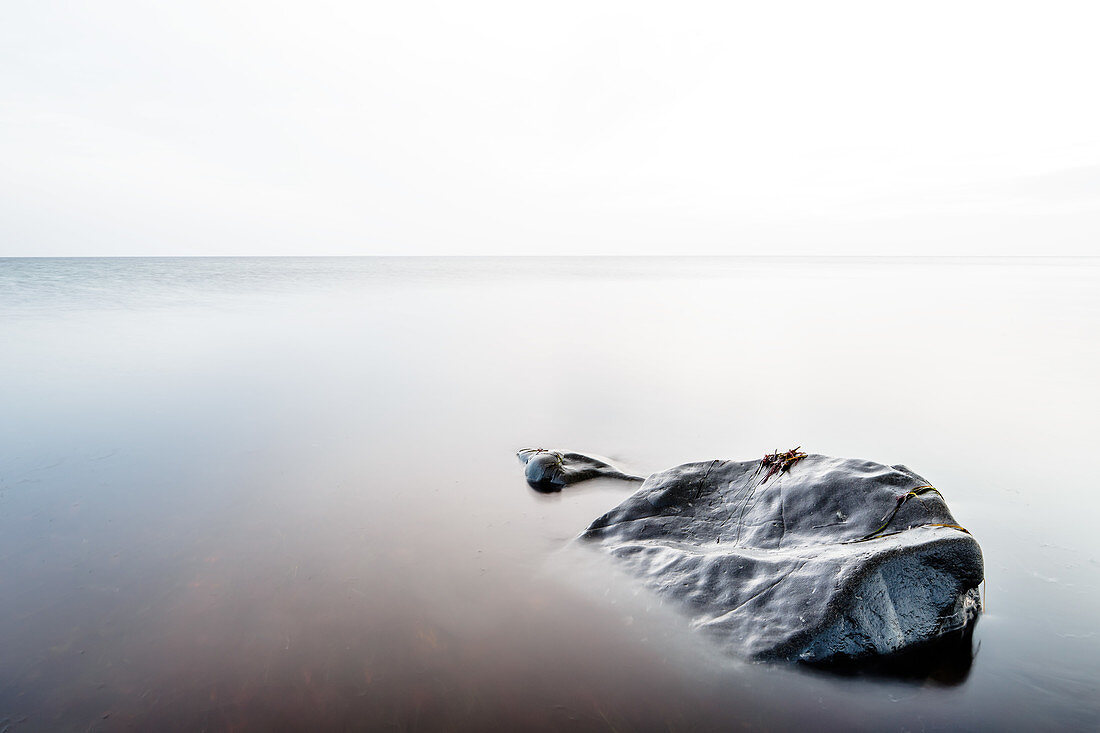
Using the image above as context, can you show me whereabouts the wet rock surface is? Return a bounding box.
[518,448,643,493]
[524,450,984,664]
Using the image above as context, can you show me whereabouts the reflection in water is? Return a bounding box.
[0,257,1098,731]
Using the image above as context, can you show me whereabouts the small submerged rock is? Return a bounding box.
[517,448,643,493]
[519,448,984,665]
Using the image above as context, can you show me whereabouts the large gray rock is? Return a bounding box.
[521,449,983,665]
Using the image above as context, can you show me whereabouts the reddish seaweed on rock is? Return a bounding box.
[755,446,808,481]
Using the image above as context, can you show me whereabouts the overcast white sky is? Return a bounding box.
[3,1,1099,255]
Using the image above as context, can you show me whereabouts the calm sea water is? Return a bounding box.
[1,257,1097,731]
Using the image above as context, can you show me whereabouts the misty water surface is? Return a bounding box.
[0,257,1097,730]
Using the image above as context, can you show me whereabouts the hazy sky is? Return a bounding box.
[3,1,1099,255]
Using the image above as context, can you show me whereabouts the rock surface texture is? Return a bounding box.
[525,449,984,664]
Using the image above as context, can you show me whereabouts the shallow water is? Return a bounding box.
[1,256,1097,731]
